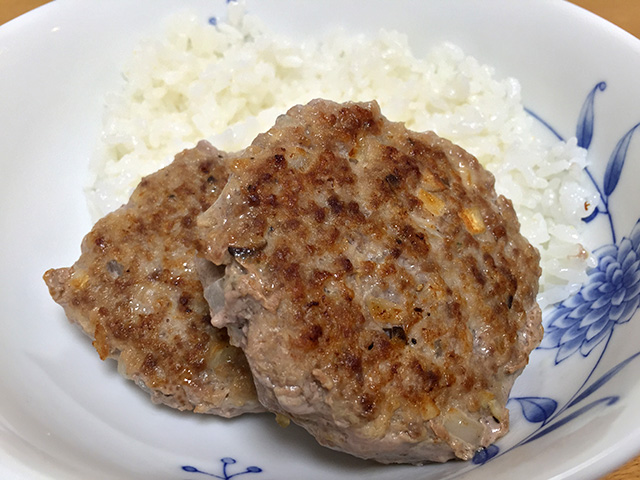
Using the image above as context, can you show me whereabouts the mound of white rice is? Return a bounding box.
[87,1,598,308]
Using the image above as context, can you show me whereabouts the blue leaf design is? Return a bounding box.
[603,122,640,196]
[472,444,500,465]
[511,397,558,423]
[630,219,640,250]
[523,396,619,445]
[576,82,606,149]
[567,349,640,408]
[582,206,599,223]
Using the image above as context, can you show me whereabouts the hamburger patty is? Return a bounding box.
[197,99,543,462]
[43,141,262,417]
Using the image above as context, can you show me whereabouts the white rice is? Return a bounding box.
[86,1,599,308]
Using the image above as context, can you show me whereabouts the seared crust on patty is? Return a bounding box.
[44,141,262,417]
[198,100,543,462]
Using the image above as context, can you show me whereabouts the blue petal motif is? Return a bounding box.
[514,352,640,449]
[472,444,500,465]
[631,221,640,248]
[581,326,610,354]
[576,81,606,149]
[182,457,263,479]
[557,336,582,362]
[603,122,640,197]
[540,220,640,363]
[511,397,558,423]
[523,397,619,445]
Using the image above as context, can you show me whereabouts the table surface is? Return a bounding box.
[1,1,639,479]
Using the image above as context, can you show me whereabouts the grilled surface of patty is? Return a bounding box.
[198,100,543,462]
[44,141,261,417]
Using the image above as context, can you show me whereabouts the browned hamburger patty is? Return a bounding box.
[197,99,543,462]
[43,141,262,417]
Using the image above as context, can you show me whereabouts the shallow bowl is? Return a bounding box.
[1,1,640,479]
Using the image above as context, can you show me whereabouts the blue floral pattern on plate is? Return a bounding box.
[183,457,263,479]
[474,82,640,464]
[540,222,640,363]
[181,83,640,473]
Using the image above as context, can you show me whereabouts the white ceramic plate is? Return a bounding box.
[2,1,640,479]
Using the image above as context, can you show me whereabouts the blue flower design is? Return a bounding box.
[472,444,500,465]
[182,457,263,479]
[540,220,640,363]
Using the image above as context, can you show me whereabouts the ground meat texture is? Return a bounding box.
[43,141,262,417]
[197,100,543,463]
